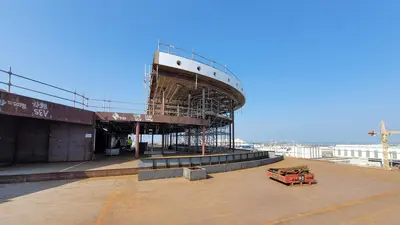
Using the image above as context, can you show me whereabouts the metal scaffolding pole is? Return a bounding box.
[175,131,178,152]
[161,126,165,152]
[229,118,232,149]
[202,87,205,119]
[196,127,199,150]
[216,126,218,149]
[202,126,206,155]
[188,128,191,152]
[188,92,191,117]
[151,132,154,154]
[162,88,165,115]
[169,133,172,148]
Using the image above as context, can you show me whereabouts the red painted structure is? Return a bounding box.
[0,90,211,165]
[0,91,94,164]
[266,165,316,185]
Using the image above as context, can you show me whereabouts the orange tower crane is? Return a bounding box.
[368,121,400,169]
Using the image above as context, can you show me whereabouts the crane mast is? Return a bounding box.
[368,121,400,169]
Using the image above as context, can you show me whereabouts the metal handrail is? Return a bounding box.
[0,68,88,108]
[0,67,233,119]
[158,42,240,81]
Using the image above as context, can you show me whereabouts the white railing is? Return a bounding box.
[158,41,240,81]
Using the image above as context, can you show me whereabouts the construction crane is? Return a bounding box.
[368,121,400,169]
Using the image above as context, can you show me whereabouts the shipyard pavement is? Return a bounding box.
[1,157,400,225]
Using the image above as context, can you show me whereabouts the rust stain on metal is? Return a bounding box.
[95,112,209,126]
[0,91,93,125]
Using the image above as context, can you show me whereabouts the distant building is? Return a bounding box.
[256,143,400,168]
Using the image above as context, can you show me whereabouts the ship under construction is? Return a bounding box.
[0,42,245,164]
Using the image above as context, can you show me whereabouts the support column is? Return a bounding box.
[161,127,165,149]
[162,88,165,115]
[175,130,178,152]
[188,128,191,152]
[232,103,235,151]
[92,124,96,160]
[202,126,206,156]
[166,133,169,147]
[196,127,199,150]
[229,118,232,149]
[165,133,167,148]
[188,92,191,117]
[135,122,140,158]
[169,133,172,148]
[151,132,154,154]
[215,126,218,149]
[202,87,205,119]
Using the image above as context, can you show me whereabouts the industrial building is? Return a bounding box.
[257,143,400,168]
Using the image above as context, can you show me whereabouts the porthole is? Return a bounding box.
[228,78,230,82]
[213,72,216,76]
[236,83,238,87]
[176,60,181,66]
[197,66,201,71]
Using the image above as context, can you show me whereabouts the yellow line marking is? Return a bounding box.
[265,189,400,225]
[95,191,119,225]
[347,203,400,224]
[59,162,86,172]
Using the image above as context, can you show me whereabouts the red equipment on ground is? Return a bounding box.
[266,165,316,185]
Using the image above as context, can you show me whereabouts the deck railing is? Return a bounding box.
[0,67,147,113]
[158,41,240,81]
[0,66,232,121]
[0,67,230,120]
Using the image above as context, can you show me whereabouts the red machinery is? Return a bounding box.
[266,165,316,185]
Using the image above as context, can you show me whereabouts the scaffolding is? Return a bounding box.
[143,42,243,154]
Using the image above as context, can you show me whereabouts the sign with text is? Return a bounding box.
[0,91,93,125]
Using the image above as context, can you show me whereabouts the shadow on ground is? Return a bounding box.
[0,151,140,204]
[0,179,78,204]
[0,151,139,176]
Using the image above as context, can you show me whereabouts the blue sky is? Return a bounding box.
[1,0,400,143]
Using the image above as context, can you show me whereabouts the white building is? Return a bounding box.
[256,143,400,168]
[257,144,327,158]
[333,144,399,167]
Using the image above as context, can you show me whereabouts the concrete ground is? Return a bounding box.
[0,154,139,176]
[1,157,400,225]
[0,150,233,176]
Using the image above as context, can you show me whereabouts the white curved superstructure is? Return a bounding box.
[155,51,244,96]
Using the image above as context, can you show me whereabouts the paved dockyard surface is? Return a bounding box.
[1,157,400,225]
[0,154,140,176]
